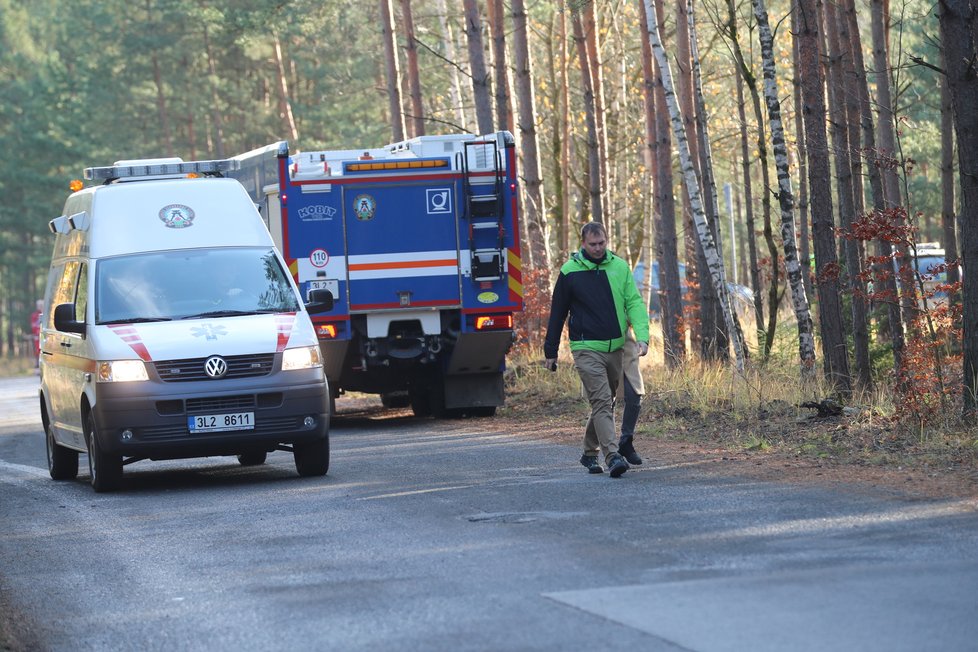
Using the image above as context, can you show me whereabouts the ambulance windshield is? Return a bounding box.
[95,248,300,324]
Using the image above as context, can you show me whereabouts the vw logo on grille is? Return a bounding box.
[204,356,228,379]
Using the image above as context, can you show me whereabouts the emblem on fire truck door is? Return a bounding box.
[352,194,376,221]
[159,204,195,228]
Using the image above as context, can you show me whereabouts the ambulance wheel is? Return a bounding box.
[294,436,330,476]
[237,451,267,466]
[86,413,122,493]
[46,422,78,480]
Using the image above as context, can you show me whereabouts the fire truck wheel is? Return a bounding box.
[380,392,411,409]
[294,435,330,476]
[86,413,122,493]
[46,421,79,480]
[410,392,431,417]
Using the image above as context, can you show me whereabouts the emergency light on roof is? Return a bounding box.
[83,158,239,181]
[345,159,450,173]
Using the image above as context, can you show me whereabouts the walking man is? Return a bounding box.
[544,222,650,477]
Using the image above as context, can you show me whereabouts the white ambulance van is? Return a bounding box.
[39,157,334,492]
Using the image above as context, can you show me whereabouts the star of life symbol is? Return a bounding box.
[159,203,195,228]
[191,323,227,341]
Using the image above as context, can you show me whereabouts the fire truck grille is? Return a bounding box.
[155,354,274,382]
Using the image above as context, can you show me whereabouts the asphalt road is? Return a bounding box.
[1,374,977,651]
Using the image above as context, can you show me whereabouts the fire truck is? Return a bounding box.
[231,132,523,417]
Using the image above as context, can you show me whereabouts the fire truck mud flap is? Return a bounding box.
[443,372,504,411]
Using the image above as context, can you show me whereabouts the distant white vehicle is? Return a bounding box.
[911,243,954,306]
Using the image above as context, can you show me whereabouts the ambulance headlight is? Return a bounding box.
[282,345,323,371]
[97,360,149,383]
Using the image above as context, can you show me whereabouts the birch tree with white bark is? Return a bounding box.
[753,0,816,377]
[642,0,747,373]
[688,0,733,361]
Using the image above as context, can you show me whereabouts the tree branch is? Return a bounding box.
[908,54,945,75]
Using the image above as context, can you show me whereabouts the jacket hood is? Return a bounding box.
[570,249,612,269]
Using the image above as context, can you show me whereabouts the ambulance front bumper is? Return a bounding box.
[91,367,329,460]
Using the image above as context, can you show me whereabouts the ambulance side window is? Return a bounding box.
[50,261,83,326]
[74,263,88,322]
[42,264,65,329]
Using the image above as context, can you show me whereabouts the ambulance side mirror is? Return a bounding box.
[53,303,87,336]
[305,289,334,314]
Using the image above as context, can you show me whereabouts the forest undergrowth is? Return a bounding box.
[500,339,978,499]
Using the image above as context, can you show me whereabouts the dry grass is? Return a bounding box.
[502,346,978,498]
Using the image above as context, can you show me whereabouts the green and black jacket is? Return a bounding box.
[544,249,650,358]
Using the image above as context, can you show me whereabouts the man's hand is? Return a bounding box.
[544,358,558,372]
[637,341,649,357]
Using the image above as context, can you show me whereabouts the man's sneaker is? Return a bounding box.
[619,439,643,465]
[579,454,604,474]
[607,453,630,478]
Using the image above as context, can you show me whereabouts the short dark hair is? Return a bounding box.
[580,222,606,240]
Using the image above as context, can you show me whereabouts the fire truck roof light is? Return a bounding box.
[83,158,240,181]
[346,159,450,173]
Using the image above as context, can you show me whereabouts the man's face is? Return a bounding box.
[582,232,607,260]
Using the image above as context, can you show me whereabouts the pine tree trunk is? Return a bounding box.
[737,71,764,340]
[688,0,730,361]
[544,15,567,258]
[837,0,868,335]
[435,0,468,132]
[151,54,173,157]
[640,0,657,299]
[572,10,603,225]
[842,0,905,372]
[796,0,852,394]
[938,0,978,414]
[560,11,572,254]
[462,0,494,134]
[643,0,747,373]
[272,34,299,143]
[202,23,226,158]
[487,0,512,133]
[824,0,871,388]
[791,4,812,302]
[400,0,425,137]
[753,0,817,377]
[511,0,549,272]
[584,5,610,226]
[641,0,684,367]
[380,0,405,142]
[871,0,916,342]
[676,0,707,357]
[940,38,960,291]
